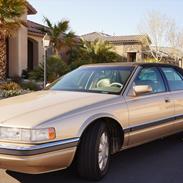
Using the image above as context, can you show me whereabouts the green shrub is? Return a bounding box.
[20,82,40,91]
[29,55,69,82]
[0,82,21,91]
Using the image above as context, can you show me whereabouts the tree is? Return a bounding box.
[42,17,77,56]
[139,11,174,62]
[166,20,183,62]
[0,0,26,80]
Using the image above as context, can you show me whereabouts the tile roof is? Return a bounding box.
[81,32,111,41]
[27,2,37,15]
[81,32,151,44]
[27,20,47,37]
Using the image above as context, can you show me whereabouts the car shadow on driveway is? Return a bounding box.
[6,134,183,183]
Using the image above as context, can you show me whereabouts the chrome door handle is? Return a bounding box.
[165,98,170,103]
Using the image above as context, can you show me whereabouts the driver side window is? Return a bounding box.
[134,67,166,94]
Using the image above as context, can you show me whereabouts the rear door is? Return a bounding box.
[124,66,175,147]
[160,67,183,133]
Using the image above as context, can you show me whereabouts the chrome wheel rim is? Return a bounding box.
[98,132,109,171]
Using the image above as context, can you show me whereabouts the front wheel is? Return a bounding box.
[77,122,110,180]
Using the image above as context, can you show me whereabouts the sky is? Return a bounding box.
[28,0,183,36]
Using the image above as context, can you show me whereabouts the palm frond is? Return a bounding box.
[43,16,53,29]
[41,17,78,55]
[0,0,26,37]
[57,20,69,33]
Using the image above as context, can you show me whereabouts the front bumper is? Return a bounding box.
[0,138,79,174]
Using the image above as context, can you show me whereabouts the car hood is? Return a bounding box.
[0,90,118,128]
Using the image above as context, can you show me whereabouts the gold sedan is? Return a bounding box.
[0,63,183,180]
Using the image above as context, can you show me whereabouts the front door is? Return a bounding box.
[28,40,34,71]
[127,52,136,62]
[125,66,175,147]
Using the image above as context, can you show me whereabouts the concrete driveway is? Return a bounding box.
[1,134,183,183]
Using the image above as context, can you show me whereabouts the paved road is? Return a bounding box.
[1,134,183,183]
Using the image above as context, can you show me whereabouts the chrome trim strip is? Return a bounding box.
[124,114,183,133]
[0,137,79,156]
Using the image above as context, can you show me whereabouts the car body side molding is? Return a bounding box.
[124,114,183,133]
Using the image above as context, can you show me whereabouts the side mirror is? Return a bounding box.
[133,85,153,96]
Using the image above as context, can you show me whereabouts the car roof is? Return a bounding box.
[81,62,179,68]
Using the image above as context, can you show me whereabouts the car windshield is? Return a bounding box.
[49,66,134,94]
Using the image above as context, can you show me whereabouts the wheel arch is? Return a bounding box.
[78,114,124,154]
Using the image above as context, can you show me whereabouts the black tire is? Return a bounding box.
[77,122,110,180]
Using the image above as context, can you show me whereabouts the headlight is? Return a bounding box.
[0,127,56,143]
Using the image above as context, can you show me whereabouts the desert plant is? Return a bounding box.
[0,81,24,98]
[0,82,21,90]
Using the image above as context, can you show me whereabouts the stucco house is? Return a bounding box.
[81,32,151,62]
[81,32,183,67]
[6,2,45,78]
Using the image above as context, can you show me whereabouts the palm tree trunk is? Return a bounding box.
[0,35,7,80]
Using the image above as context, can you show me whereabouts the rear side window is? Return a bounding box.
[161,67,183,91]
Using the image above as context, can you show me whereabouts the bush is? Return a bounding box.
[0,82,21,90]
[20,82,40,91]
[29,55,69,82]
[0,90,22,98]
[0,82,26,98]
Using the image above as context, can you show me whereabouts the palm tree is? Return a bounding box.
[83,39,120,63]
[69,39,121,70]
[43,17,77,56]
[0,0,26,80]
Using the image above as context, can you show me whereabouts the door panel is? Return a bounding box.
[126,93,174,146]
[160,67,183,133]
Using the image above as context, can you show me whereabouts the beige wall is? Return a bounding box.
[113,45,124,56]
[112,43,144,62]
[8,10,44,77]
[8,14,28,77]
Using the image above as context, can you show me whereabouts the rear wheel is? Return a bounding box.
[77,122,110,180]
